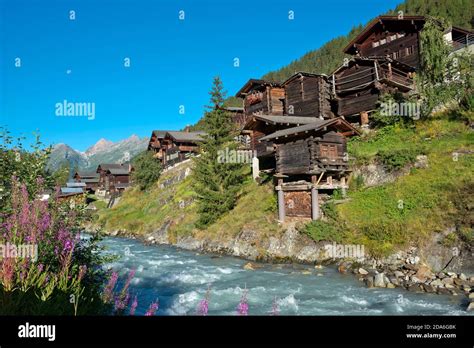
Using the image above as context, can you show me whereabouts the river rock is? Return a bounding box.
[467,303,474,312]
[394,271,405,278]
[445,283,455,289]
[407,284,423,293]
[415,265,434,282]
[442,277,454,285]
[459,273,467,281]
[358,268,369,275]
[411,276,422,283]
[243,262,255,270]
[446,272,457,278]
[437,288,451,295]
[374,273,386,287]
[453,278,467,287]
[386,283,396,289]
[422,284,436,293]
[468,293,474,300]
[430,279,443,287]
[365,276,374,288]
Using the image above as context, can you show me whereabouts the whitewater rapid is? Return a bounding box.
[100,236,471,316]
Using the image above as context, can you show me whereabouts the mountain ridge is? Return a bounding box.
[48,135,149,172]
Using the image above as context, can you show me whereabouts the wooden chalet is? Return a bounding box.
[147,129,206,167]
[343,16,473,69]
[73,171,100,193]
[162,131,206,166]
[96,163,133,195]
[331,56,415,121]
[236,79,285,117]
[258,117,359,220]
[282,72,334,118]
[147,130,172,161]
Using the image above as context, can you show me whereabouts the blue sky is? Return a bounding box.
[0,0,402,151]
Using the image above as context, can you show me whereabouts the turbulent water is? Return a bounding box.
[100,236,471,316]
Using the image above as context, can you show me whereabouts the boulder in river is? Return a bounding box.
[374,273,386,288]
[358,268,368,275]
[467,302,474,312]
[244,262,255,270]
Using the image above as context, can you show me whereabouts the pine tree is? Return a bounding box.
[192,77,245,228]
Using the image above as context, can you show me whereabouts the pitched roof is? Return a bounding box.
[151,130,172,139]
[80,178,100,183]
[251,115,322,126]
[282,71,328,86]
[235,79,282,97]
[75,171,99,178]
[166,131,206,143]
[66,182,86,188]
[343,15,427,54]
[259,117,359,142]
[108,168,130,175]
[60,187,84,194]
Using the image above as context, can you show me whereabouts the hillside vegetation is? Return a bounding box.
[96,162,280,242]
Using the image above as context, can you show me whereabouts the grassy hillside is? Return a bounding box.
[96,162,280,242]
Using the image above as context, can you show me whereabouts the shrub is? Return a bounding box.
[132,151,163,191]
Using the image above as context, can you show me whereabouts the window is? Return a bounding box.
[406,45,414,56]
[390,34,397,41]
[380,38,387,45]
[392,51,399,59]
[372,41,380,48]
[320,144,338,159]
[397,32,405,39]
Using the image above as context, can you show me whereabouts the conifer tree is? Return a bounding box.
[192,77,245,228]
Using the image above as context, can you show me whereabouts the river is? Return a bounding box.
[100,236,471,316]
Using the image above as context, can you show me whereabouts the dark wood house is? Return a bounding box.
[343,16,473,69]
[236,79,285,117]
[96,164,133,195]
[73,171,100,193]
[147,130,206,167]
[147,130,172,161]
[331,56,415,122]
[258,117,359,221]
[161,131,206,167]
[282,72,334,118]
